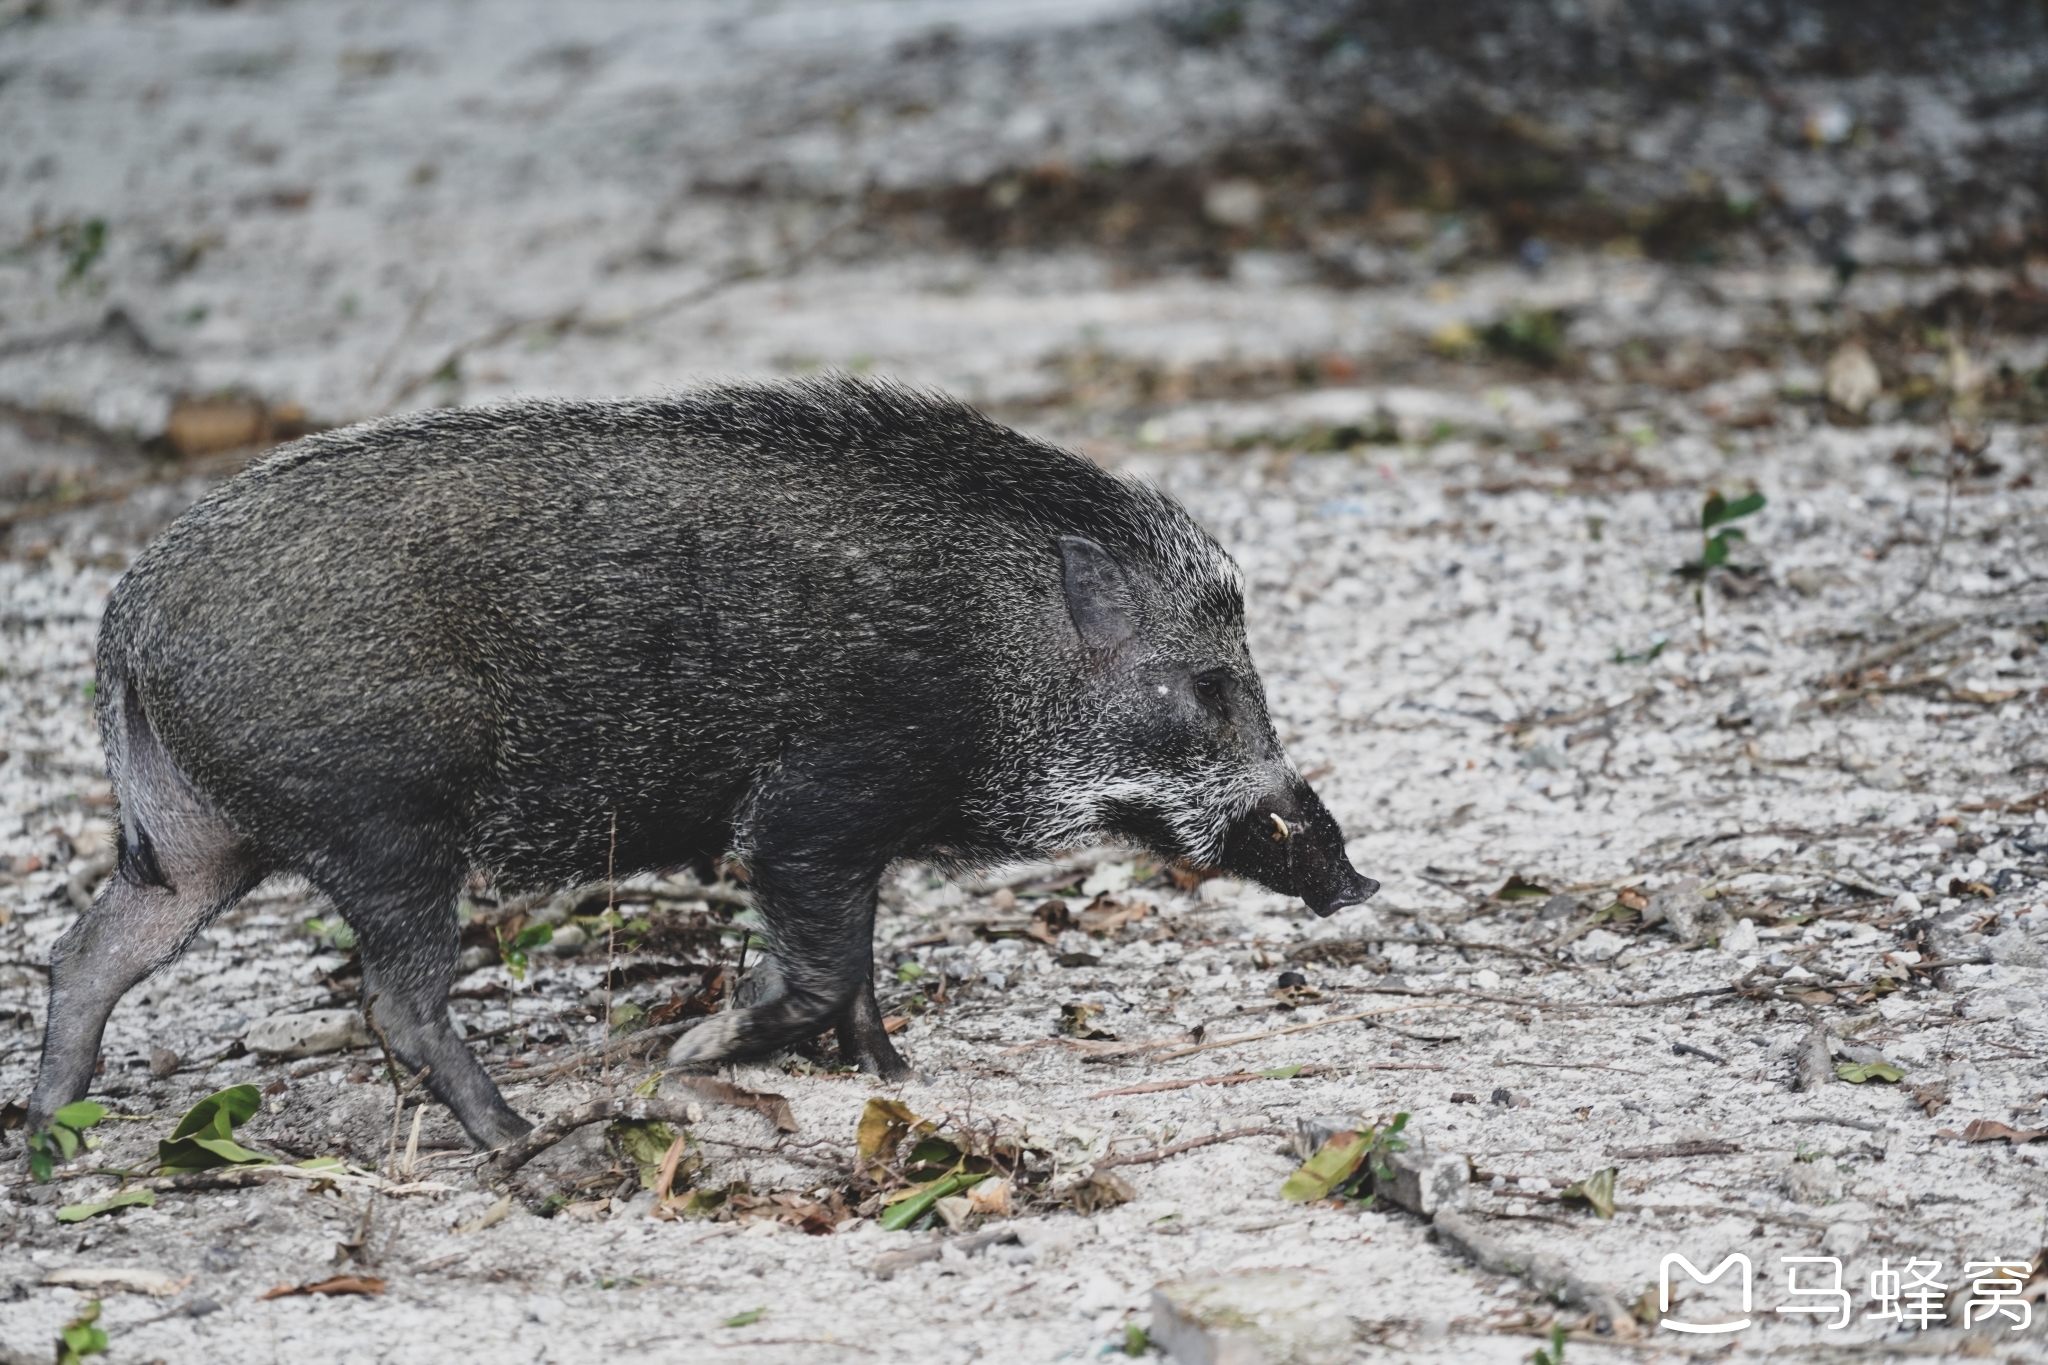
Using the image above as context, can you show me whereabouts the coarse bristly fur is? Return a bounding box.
[29,376,1376,1148]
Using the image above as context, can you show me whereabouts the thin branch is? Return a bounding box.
[486,1096,697,1178]
[1147,1001,1476,1063]
[1090,1125,1287,1171]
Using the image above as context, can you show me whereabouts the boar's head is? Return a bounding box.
[1042,530,1377,918]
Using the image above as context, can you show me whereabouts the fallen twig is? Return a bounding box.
[1092,1125,1287,1171]
[1505,1059,1648,1077]
[1147,1002,1474,1063]
[1825,619,1961,686]
[1504,687,1656,736]
[1604,1140,1741,1159]
[1773,1115,1889,1132]
[133,1164,449,1196]
[869,1228,1021,1281]
[1085,1067,1328,1100]
[1603,986,1739,1009]
[486,1096,696,1178]
[528,1019,697,1080]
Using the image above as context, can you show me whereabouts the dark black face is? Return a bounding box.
[1057,535,1380,916]
[1215,776,1380,917]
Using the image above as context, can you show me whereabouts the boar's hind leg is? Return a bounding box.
[29,803,260,1132]
[337,869,532,1150]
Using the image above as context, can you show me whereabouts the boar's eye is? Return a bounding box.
[1192,671,1229,715]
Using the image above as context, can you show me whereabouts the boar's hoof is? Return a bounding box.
[665,1012,746,1068]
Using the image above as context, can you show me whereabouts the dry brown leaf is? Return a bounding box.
[1064,1169,1136,1213]
[1903,1080,1949,1117]
[260,1275,386,1299]
[1946,1118,2048,1144]
[1077,893,1149,936]
[673,1076,798,1133]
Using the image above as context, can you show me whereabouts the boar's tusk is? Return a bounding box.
[1269,813,1290,843]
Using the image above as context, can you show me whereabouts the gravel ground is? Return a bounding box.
[4,3,2048,1363]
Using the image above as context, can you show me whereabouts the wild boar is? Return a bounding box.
[29,377,1376,1147]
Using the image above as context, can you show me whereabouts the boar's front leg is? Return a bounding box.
[833,974,908,1081]
[331,864,533,1149]
[667,757,914,1082]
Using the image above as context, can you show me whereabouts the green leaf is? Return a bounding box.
[169,1085,261,1142]
[29,1147,53,1183]
[157,1134,274,1172]
[1280,1131,1370,1202]
[896,961,925,982]
[295,1156,347,1172]
[1123,1323,1152,1356]
[855,1098,932,1176]
[1612,635,1668,665]
[1256,1065,1303,1079]
[57,1300,106,1365]
[53,1126,81,1159]
[1559,1166,1617,1219]
[57,1189,156,1222]
[52,1101,107,1131]
[1835,1061,1905,1084]
[722,1307,764,1328]
[610,1120,682,1190]
[1702,490,1766,529]
[512,923,554,951]
[1493,875,1553,902]
[879,1167,982,1231]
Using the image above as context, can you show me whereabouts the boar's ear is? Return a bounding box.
[1058,535,1137,653]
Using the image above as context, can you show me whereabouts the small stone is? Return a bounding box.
[1824,342,1882,414]
[1721,918,1759,953]
[1779,1161,1841,1205]
[1151,1273,1352,1365]
[1201,179,1265,229]
[1785,567,1826,597]
[1573,929,1627,963]
[1470,968,1500,990]
[1537,893,1577,922]
[989,887,1016,912]
[1371,1145,1471,1217]
[1821,1222,1869,1258]
[243,1008,376,1058]
[1293,1114,1366,1162]
[149,1046,181,1079]
[545,924,588,956]
[1490,1088,1512,1106]
[1276,970,1308,990]
[1989,929,2045,968]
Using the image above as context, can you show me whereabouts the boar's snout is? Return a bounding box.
[1219,777,1378,917]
